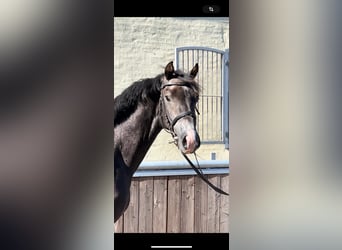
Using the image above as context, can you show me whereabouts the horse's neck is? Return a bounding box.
[114,102,161,174]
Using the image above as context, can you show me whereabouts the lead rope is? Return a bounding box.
[181,152,229,196]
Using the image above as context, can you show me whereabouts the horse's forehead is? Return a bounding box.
[165,79,188,94]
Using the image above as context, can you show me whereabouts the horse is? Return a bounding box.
[114,61,201,222]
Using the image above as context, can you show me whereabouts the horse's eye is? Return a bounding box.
[165,96,170,102]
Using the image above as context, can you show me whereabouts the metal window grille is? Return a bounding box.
[175,46,229,148]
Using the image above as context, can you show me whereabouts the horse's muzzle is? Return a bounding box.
[179,129,200,154]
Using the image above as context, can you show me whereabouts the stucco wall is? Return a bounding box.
[114,17,229,161]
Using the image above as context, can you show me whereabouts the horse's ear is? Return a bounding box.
[190,63,199,78]
[165,61,174,80]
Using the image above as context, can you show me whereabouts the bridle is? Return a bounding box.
[159,81,229,196]
[160,82,198,140]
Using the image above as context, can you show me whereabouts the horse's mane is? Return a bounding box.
[114,74,162,126]
[114,70,200,127]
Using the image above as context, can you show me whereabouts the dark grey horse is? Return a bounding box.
[114,61,201,222]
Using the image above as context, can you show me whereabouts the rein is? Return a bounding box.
[160,82,229,196]
[182,152,229,196]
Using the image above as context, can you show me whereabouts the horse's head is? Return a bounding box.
[159,61,201,154]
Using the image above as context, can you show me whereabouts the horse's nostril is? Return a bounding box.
[182,136,187,150]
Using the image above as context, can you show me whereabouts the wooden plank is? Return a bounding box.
[180,176,195,232]
[167,176,181,232]
[123,179,139,232]
[114,216,124,233]
[152,176,168,233]
[219,174,229,233]
[194,175,208,232]
[207,175,221,232]
[115,174,229,233]
[138,178,153,232]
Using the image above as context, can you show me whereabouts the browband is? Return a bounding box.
[160,82,192,90]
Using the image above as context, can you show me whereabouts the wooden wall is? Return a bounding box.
[115,174,229,233]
